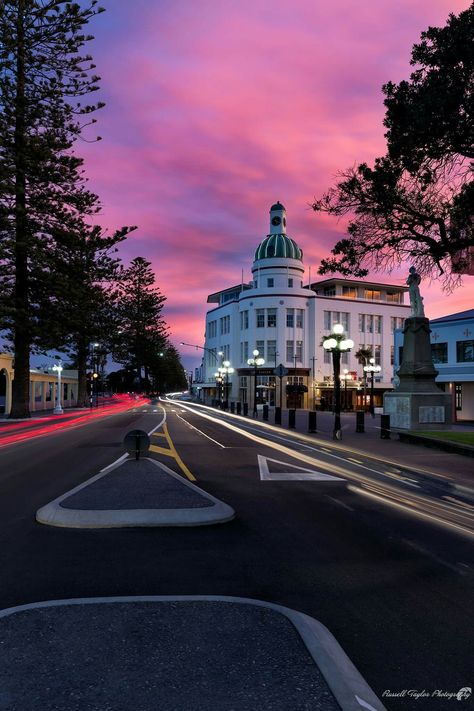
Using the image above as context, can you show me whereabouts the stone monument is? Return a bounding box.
[383,268,452,430]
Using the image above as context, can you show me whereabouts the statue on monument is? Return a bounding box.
[407,266,425,317]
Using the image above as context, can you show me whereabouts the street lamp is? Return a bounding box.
[220,360,234,409]
[247,349,265,417]
[214,371,224,407]
[322,324,354,439]
[341,368,353,410]
[51,359,64,414]
[363,357,382,417]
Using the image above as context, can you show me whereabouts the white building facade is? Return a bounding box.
[200,202,410,411]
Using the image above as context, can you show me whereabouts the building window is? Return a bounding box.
[267,308,277,327]
[240,310,248,330]
[288,278,293,287]
[455,384,463,410]
[295,340,303,362]
[390,346,394,366]
[457,340,474,362]
[375,315,382,334]
[208,320,217,339]
[256,340,265,360]
[256,309,265,328]
[324,350,331,364]
[267,340,277,362]
[324,286,336,296]
[220,315,230,335]
[359,314,365,333]
[386,292,401,303]
[431,342,448,364]
[296,310,304,329]
[286,309,294,328]
[366,315,374,333]
[341,352,348,365]
[286,340,294,362]
[324,311,331,330]
[342,286,357,298]
[364,289,381,300]
[240,342,249,363]
[374,345,381,366]
[267,278,274,288]
[341,312,350,333]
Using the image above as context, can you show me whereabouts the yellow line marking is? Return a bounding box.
[149,444,175,458]
[163,423,196,481]
[152,432,167,439]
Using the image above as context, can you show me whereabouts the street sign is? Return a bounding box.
[273,364,289,378]
[123,429,150,460]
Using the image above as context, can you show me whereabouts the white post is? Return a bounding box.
[52,361,64,414]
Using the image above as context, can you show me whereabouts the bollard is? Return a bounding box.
[288,409,296,429]
[236,402,242,415]
[308,410,317,433]
[263,404,269,421]
[274,406,282,425]
[380,414,391,439]
[356,410,365,433]
[230,402,235,414]
[224,400,229,411]
[243,403,249,417]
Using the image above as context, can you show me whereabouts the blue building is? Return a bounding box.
[394,309,474,422]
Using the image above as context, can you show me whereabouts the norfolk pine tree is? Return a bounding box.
[0,1,107,417]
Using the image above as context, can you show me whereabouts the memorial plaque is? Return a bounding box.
[419,406,445,424]
[384,396,410,429]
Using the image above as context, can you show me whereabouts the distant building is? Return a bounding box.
[0,353,78,416]
[394,309,474,422]
[197,202,410,410]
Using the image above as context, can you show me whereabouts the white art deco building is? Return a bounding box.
[199,202,410,410]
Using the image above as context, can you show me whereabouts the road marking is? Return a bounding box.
[162,424,196,482]
[175,413,226,448]
[347,457,363,464]
[325,495,355,512]
[152,432,167,439]
[258,455,344,482]
[149,444,175,458]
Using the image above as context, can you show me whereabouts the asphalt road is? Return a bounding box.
[0,400,472,710]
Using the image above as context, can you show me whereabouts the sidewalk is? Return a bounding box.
[253,408,474,493]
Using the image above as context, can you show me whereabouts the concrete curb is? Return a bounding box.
[0,595,385,711]
[36,457,235,528]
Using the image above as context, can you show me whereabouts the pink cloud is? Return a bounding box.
[78,0,472,368]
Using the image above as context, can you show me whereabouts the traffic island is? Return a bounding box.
[36,457,235,528]
[0,596,385,711]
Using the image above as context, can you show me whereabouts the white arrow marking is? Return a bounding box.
[258,455,344,482]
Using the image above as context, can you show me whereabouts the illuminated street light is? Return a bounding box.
[322,324,354,439]
[51,359,64,415]
[247,349,265,417]
[363,357,382,417]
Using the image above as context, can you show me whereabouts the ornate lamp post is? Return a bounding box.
[247,349,265,417]
[341,368,349,410]
[363,357,382,417]
[214,371,224,407]
[322,324,354,439]
[220,361,234,409]
[51,359,64,414]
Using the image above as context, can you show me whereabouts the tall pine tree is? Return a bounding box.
[112,257,169,391]
[0,1,108,417]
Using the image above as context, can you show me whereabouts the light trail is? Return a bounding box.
[168,400,474,538]
[0,396,147,450]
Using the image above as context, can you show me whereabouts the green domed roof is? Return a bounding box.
[254,233,303,261]
[270,201,285,212]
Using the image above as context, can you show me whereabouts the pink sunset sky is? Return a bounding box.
[81,0,473,370]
